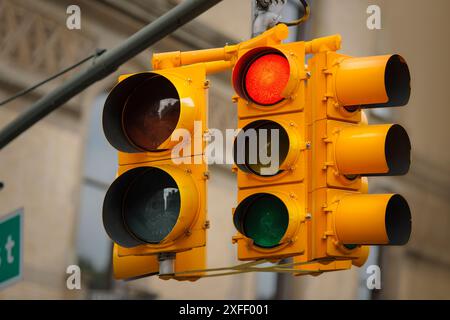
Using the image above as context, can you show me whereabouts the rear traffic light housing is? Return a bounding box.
[102,64,209,280]
[306,41,412,265]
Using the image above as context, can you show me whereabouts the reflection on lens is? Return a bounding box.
[241,194,289,248]
[123,168,181,243]
[244,121,289,176]
[122,75,180,151]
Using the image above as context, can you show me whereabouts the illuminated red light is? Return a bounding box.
[244,53,290,106]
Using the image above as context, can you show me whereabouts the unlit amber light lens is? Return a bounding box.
[244,54,290,105]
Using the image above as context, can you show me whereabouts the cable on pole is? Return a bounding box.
[0,49,106,107]
[0,0,223,150]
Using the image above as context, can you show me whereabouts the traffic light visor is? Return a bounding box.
[335,194,411,245]
[233,48,290,106]
[103,73,181,153]
[335,124,411,176]
[103,166,198,248]
[335,54,410,108]
[234,193,289,248]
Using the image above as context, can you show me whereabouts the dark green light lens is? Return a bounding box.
[242,194,289,248]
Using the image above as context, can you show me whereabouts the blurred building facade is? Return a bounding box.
[0,0,449,299]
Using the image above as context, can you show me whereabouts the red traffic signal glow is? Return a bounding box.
[244,53,290,105]
[233,48,291,106]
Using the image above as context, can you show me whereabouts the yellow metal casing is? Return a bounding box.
[113,157,207,255]
[231,42,309,261]
[233,42,308,120]
[103,64,209,281]
[306,37,412,269]
[113,244,206,281]
[106,64,208,159]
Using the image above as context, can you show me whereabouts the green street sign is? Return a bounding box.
[0,209,23,289]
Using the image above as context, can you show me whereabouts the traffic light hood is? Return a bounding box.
[103,166,199,248]
[335,54,411,109]
[103,67,205,153]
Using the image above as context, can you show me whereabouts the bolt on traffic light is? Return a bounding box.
[102,64,210,281]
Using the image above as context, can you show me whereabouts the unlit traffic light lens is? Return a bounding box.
[103,73,181,153]
[244,53,290,105]
[103,167,189,248]
[234,194,289,248]
[122,76,180,151]
[234,120,290,176]
[122,168,181,244]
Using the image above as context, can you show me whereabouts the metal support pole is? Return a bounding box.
[158,252,176,276]
[0,0,223,150]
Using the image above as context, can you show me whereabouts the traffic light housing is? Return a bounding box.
[100,23,413,279]
[231,32,412,273]
[231,41,310,261]
[305,39,412,267]
[102,64,209,280]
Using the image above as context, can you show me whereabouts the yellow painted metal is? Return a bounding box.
[152,24,289,70]
[162,247,206,281]
[231,40,309,262]
[204,60,233,74]
[352,246,370,267]
[113,244,206,281]
[335,194,394,244]
[104,59,210,281]
[334,55,392,106]
[304,37,411,272]
[334,124,392,175]
[115,155,207,255]
[113,243,159,280]
[304,34,342,54]
[107,26,412,279]
[293,259,352,276]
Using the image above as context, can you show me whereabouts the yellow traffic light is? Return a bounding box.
[102,64,209,280]
[231,41,309,261]
[231,31,412,273]
[307,37,412,267]
[101,22,413,279]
